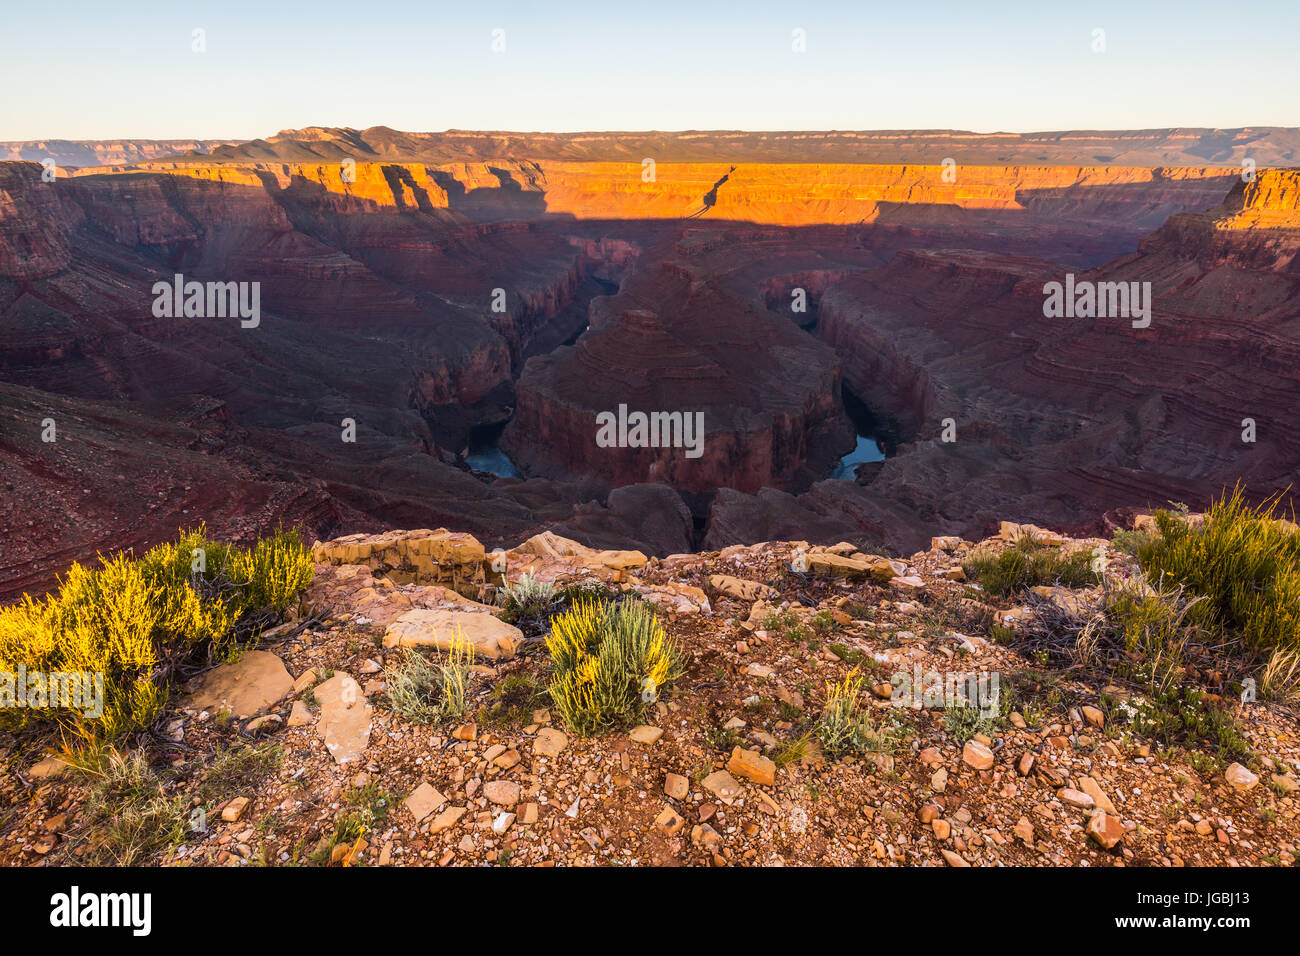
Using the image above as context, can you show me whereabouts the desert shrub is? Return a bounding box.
[480,671,547,726]
[0,527,313,743]
[226,528,316,617]
[962,538,1094,597]
[545,598,685,735]
[944,703,1000,743]
[1094,576,1213,694]
[761,608,811,643]
[1130,487,1300,656]
[809,609,841,636]
[816,667,902,757]
[385,638,475,724]
[497,572,557,624]
[1018,573,1253,770]
[557,580,620,605]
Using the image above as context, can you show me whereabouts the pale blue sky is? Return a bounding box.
[2,1,1296,139]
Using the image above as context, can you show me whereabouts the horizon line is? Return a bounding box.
[5,124,1300,143]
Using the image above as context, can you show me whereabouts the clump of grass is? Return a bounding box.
[384,637,475,724]
[816,667,903,758]
[545,598,685,735]
[774,732,814,766]
[827,642,863,666]
[1131,486,1300,657]
[0,526,313,744]
[70,747,188,866]
[198,742,283,803]
[498,572,557,625]
[962,537,1094,598]
[762,608,811,644]
[1260,648,1300,705]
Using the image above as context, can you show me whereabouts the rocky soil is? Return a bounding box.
[3,522,1297,868]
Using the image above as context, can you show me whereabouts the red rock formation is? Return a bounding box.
[3,144,1296,595]
[502,260,855,495]
[708,170,1300,552]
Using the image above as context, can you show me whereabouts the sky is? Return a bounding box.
[2,1,1297,140]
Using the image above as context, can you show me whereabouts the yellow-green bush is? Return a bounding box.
[545,598,685,735]
[0,526,313,742]
[962,537,1095,597]
[816,667,904,757]
[1131,486,1300,655]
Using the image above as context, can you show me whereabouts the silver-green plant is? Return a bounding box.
[385,635,475,724]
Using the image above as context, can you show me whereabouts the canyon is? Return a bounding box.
[1,127,1298,600]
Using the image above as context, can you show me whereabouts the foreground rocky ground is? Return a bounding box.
[3,523,1298,867]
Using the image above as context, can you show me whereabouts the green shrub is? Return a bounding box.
[480,671,547,726]
[1131,486,1300,656]
[762,608,811,643]
[1100,577,1210,695]
[0,526,313,743]
[227,529,316,616]
[963,538,1094,597]
[816,667,903,758]
[557,580,620,606]
[1124,684,1250,770]
[944,703,999,743]
[545,598,685,735]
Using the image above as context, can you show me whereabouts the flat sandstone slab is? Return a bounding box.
[315,673,373,765]
[383,607,521,659]
[183,650,293,718]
